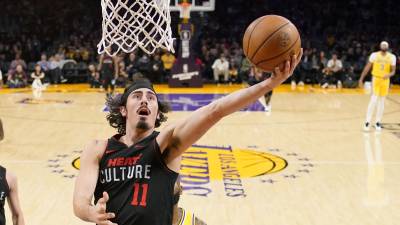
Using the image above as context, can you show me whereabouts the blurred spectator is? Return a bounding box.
[150,54,164,83]
[125,52,139,80]
[314,51,329,85]
[137,54,151,76]
[31,64,45,84]
[7,65,27,88]
[212,53,229,84]
[0,70,3,88]
[116,61,128,88]
[88,64,101,88]
[80,46,91,63]
[239,57,251,82]
[37,53,50,72]
[8,53,27,75]
[342,66,358,88]
[37,53,50,82]
[161,51,176,77]
[292,49,311,89]
[31,64,46,98]
[66,46,76,59]
[229,63,239,84]
[49,54,63,84]
[321,53,343,88]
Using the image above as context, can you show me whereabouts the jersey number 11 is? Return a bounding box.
[131,183,148,207]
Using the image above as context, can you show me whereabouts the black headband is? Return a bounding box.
[121,80,156,104]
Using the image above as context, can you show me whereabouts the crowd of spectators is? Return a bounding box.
[1,0,400,89]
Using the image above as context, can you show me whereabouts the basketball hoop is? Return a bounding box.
[179,2,191,19]
[97,0,175,56]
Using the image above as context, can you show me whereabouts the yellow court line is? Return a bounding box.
[1,84,400,94]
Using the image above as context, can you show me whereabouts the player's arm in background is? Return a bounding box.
[0,118,4,141]
[359,53,375,87]
[73,140,117,225]
[157,50,303,171]
[6,170,25,225]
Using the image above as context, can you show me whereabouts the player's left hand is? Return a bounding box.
[358,80,363,88]
[383,74,391,79]
[270,48,303,86]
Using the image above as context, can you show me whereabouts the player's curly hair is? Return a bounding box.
[105,81,170,135]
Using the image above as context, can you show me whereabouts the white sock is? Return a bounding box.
[366,95,378,123]
[376,97,385,123]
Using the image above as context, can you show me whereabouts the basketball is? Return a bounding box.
[243,15,301,72]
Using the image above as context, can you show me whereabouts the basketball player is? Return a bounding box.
[98,49,119,97]
[73,51,302,225]
[172,179,206,225]
[248,66,273,112]
[359,41,396,131]
[0,122,25,225]
[31,64,46,99]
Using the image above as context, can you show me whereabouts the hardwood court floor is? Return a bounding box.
[0,84,399,225]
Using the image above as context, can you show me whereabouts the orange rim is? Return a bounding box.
[178,2,192,8]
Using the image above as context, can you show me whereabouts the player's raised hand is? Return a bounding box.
[90,192,117,225]
[271,48,303,85]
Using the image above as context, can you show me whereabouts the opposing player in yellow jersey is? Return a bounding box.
[359,41,397,131]
[173,180,206,225]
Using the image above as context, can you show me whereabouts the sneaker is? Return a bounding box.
[298,81,305,86]
[363,122,370,131]
[291,81,296,90]
[264,105,272,116]
[375,122,382,132]
[321,83,329,89]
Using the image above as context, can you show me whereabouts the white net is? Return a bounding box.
[97,0,175,56]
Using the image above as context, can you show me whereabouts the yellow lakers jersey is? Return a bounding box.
[178,208,195,225]
[369,51,396,78]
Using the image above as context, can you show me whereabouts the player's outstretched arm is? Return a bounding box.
[73,140,117,225]
[158,50,303,166]
[6,171,25,225]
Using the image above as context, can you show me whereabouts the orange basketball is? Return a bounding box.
[243,15,301,72]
